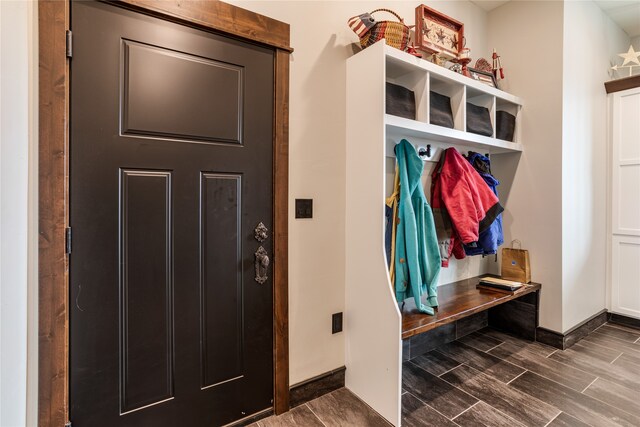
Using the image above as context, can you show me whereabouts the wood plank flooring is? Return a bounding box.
[248,388,392,427]
[404,323,640,427]
[254,322,640,426]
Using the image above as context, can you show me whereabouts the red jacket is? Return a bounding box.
[431,148,503,267]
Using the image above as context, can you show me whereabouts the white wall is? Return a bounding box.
[227,0,491,384]
[562,1,630,332]
[489,0,630,333]
[0,1,38,426]
[488,1,565,332]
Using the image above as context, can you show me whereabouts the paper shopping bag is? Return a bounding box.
[501,240,531,283]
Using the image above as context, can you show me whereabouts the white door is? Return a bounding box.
[610,87,640,319]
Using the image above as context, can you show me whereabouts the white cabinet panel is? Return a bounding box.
[611,235,640,318]
[617,164,640,233]
[612,88,640,237]
[619,93,640,162]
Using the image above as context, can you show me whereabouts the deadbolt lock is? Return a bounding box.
[254,222,268,242]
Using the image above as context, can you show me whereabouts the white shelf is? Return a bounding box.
[385,114,523,154]
[385,43,523,105]
[384,41,524,148]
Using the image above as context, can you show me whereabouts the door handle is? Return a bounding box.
[255,246,269,284]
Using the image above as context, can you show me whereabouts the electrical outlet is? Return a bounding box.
[332,312,343,334]
[295,199,313,219]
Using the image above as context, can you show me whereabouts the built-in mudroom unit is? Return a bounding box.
[346,40,542,426]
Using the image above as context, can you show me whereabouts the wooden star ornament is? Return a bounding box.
[612,45,640,77]
[618,45,640,66]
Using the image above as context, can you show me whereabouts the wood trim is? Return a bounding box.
[608,312,640,330]
[38,2,291,426]
[113,0,292,52]
[38,1,70,426]
[289,366,346,408]
[273,48,290,415]
[536,309,608,350]
[605,75,640,94]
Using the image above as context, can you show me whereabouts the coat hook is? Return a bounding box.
[418,144,431,158]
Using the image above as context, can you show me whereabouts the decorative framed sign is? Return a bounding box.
[415,5,464,59]
[469,67,498,88]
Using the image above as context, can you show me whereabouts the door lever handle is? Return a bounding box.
[255,246,269,284]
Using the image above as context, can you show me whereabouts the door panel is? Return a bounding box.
[616,164,640,233]
[200,173,244,388]
[70,2,274,426]
[119,170,174,414]
[122,40,244,144]
[612,89,640,237]
[611,235,640,318]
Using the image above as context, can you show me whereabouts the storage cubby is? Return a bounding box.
[386,57,429,123]
[382,46,523,154]
[496,98,521,143]
[466,87,496,138]
[429,74,465,131]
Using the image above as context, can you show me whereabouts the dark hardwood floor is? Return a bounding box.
[252,322,640,426]
[404,323,640,427]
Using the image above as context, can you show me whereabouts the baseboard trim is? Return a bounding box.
[536,309,608,350]
[289,366,346,408]
[608,312,640,330]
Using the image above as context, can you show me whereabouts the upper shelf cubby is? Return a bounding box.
[383,42,523,152]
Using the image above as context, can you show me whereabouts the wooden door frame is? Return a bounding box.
[38,1,291,425]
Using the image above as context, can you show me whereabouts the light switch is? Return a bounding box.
[295,199,313,219]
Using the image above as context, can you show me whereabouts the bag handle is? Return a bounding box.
[511,239,522,250]
[370,8,405,23]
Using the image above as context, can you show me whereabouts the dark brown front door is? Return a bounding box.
[69,2,274,426]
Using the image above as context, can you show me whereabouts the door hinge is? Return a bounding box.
[65,227,72,255]
[66,30,72,58]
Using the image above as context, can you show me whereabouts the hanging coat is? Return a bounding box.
[431,148,504,267]
[464,152,504,256]
[394,139,441,314]
[385,165,400,288]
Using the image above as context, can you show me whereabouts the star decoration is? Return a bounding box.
[618,45,640,66]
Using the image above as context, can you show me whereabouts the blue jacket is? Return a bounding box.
[464,152,504,256]
[394,140,441,314]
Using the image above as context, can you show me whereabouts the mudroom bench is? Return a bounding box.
[402,276,541,360]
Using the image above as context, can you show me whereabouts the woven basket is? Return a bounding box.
[359,9,410,51]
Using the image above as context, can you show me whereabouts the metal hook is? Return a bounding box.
[418,144,431,158]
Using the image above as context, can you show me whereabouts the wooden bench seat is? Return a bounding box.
[401,275,541,360]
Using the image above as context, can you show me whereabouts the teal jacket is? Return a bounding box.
[394,140,441,314]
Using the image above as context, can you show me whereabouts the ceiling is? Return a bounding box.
[594,1,640,38]
[470,1,510,12]
[471,0,640,38]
